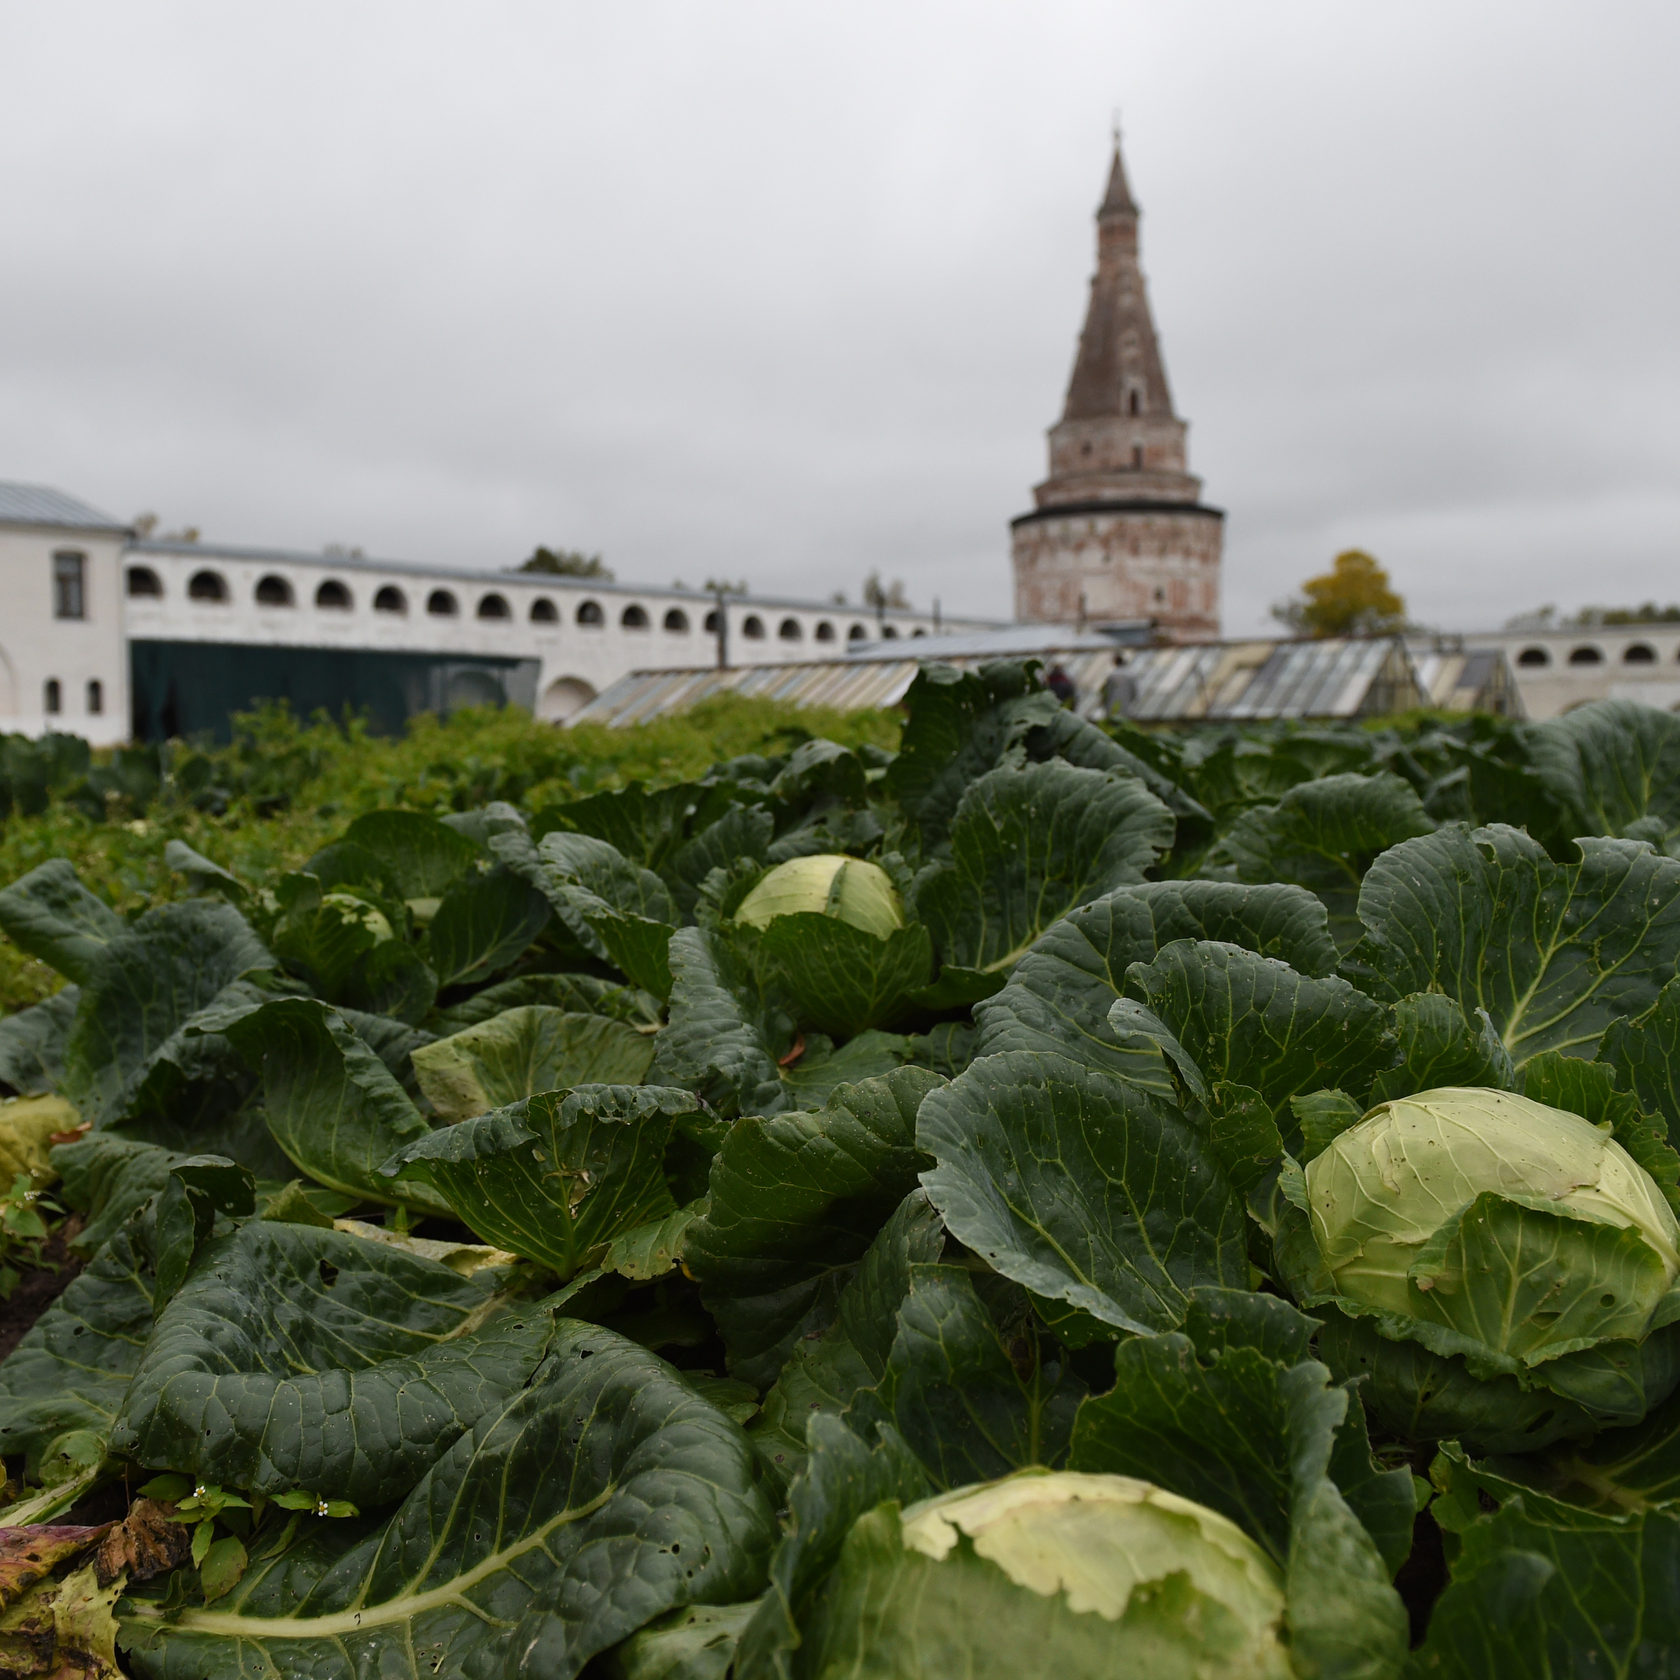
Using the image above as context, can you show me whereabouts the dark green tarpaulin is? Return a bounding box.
[129,641,541,742]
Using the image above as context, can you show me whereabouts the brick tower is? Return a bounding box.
[1011,137,1222,639]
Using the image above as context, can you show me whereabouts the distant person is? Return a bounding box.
[1045,663,1077,707]
[1102,654,1137,720]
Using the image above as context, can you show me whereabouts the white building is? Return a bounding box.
[0,482,988,743]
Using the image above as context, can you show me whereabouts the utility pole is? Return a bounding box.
[712,586,729,670]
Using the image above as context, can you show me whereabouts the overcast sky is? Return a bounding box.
[3,2,1676,633]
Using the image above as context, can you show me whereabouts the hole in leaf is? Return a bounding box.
[318,1261,340,1288]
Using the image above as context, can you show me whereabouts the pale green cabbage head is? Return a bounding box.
[804,1470,1291,1679]
[1307,1085,1680,1320]
[733,854,903,940]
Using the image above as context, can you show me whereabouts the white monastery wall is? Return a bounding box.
[0,524,130,746]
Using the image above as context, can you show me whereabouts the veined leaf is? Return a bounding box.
[1206,770,1434,953]
[974,880,1337,1075]
[207,995,446,1212]
[0,988,79,1096]
[1522,698,1680,853]
[112,1219,546,1506]
[0,1220,156,1474]
[409,1005,655,1122]
[917,1051,1248,1338]
[0,859,123,986]
[386,1084,700,1279]
[912,761,1175,974]
[425,864,552,989]
[60,901,273,1132]
[683,1068,943,1389]
[1348,824,1680,1065]
[338,809,484,899]
[752,1193,946,1485]
[755,916,932,1037]
[119,1324,777,1680]
[1125,940,1395,1143]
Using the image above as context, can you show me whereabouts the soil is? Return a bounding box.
[0,1222,84,1365]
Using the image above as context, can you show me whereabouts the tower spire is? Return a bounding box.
[1009,132,1223,642]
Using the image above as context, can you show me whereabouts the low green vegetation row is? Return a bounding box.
[1,670,1680,1675]
[0,697,898,1014]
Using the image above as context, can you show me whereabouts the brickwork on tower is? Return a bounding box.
[1012,138,1222,640]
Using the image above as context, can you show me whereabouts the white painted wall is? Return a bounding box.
[120,539,987,726]
[0,524,130,746]
[1466,627,1680,721]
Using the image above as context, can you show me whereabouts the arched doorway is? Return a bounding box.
[539,676,596,723]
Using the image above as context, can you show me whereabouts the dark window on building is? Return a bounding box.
[530,597,558,623]
[427,589,458,616]
[1516,646,1550,668]
[52,551,86,619]
[778,617,802,641]
[1128,389,1141,415]
[742,615,765,640]
[1568,645,1604,666]
[126,565,162,598]
[881,624,899,640]
[374,585,407,613]
[188,569,229,602]
[315,579,352,609]
[476,592,511,620]
[1132,444,1144,469]
[621,604,649,629]
[703,609,719,632]
[87,679,103,715]
[814,620,835,642]
[577,600,604,626]
[848,623,867,641]
[43,678,61,715]
[1624,643,1657,664]
[663,608,688,632]
[255,574,294,606]
[911,627,926,638]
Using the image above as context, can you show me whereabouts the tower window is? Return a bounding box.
[43,679,61,715]
[87,679,103,715]
[1128,389,1141,416]
[53,551,86,619]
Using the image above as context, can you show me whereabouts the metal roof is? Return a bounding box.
[0,482,127,531]
[844,623,1148,662]
[571,646,1131,727]
[1120,637,1425,721]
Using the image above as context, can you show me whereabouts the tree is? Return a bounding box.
[862,570,909,612]
[516,546,612,580]
[1272,550,1406,638]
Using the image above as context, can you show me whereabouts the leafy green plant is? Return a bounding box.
[2,677,1680,1674]
[0,1170,60,1298]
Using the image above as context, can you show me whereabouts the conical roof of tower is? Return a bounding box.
[1060,139,1174,424]
[1098,140,1138,219]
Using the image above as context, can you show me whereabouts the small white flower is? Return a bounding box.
[194,1484,207,1499]
[315,1499,330,1517]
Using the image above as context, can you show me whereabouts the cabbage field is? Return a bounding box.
[0,662,1678,1677]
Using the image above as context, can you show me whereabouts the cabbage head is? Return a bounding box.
[734,854,903,940]
[1290,1086,1680,1449]
[793,1469,1292,1680]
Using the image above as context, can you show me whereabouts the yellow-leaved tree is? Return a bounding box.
[1272,550,1407,638]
